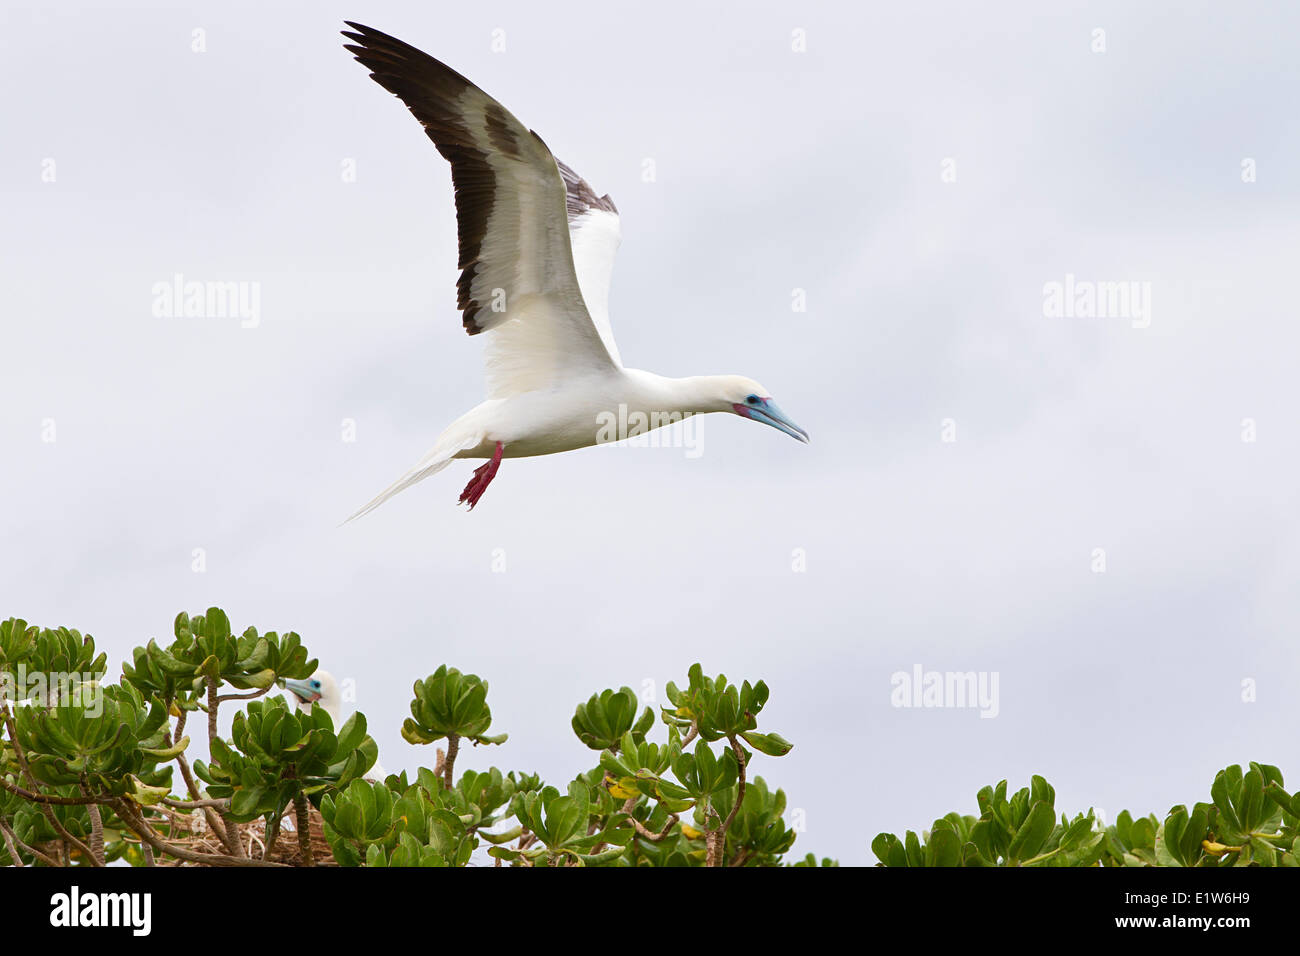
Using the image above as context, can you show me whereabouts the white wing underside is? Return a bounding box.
[477,162,626,398]
[566,206,623,366]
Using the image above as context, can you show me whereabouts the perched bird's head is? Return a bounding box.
[284,671,341,721]
[713,376,809,444]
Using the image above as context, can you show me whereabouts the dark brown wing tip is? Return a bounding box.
[340,21,483,102]
[342,21,384,39]
[340,20,553,339]
[341,23,387,49]
[340,22,420,63]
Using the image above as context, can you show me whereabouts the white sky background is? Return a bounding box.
[2,1,1299,866]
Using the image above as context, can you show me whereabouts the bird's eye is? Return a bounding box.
[745,395,760,405]
[311,681,321,690]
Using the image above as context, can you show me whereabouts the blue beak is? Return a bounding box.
[733,398,810,444]
[284,678,321,703]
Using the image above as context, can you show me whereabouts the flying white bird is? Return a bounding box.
[284,672,389,783]
[341,23,808,518]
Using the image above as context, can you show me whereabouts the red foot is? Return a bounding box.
[458,441,504,510]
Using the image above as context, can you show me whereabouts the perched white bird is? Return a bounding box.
[341,23,809,518]
[284,672,389,783]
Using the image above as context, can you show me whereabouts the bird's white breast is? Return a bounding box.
[452,369,702,459]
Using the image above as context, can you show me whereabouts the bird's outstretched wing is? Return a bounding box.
[343,22,622,397]
[558,159,624,367]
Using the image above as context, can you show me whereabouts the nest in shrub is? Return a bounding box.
[152,805,338,867]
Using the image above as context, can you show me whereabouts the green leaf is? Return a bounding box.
[1007,801,1055,863]
[738,730,793,757]
[141,736,190,761]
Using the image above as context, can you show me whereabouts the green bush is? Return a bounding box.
[873,763,1300,867]
[4,607,1293,868]
[1,608,808,867]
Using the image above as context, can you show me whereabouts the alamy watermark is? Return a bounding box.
[1043,273,1151,329]
[0,667,104,717]
[151,273,261,328]
[49,886,151,936]
[890,665,999,718]
[595,405,703,458]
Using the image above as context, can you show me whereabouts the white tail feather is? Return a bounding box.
[342,433,481,524]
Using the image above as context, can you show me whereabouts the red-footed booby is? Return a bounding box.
[285,672,389,783]
[341,23,808,518]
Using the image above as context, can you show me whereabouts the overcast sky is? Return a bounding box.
[3,1,1298,866]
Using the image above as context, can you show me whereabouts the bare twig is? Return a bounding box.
[293,794,314,866]
[171,749,232,847]
[0,817,27,866]
[630,813,679,842]
[705,735,748,867]
[718,735,748,845]
[162,708,236,853]
[0,817,22,866]
[161,796,229,810]
[112,799,289,868]
[206,677,220,753]
[81,776,106,866]
[0,776,101,805]
[262,811,282,862]
[215,687,272,704]
[0,817,60,867]
[205,676,246,858]
[443,734,460,790]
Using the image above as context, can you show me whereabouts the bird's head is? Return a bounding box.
[716,376,809,444]
[284,671,341,719]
